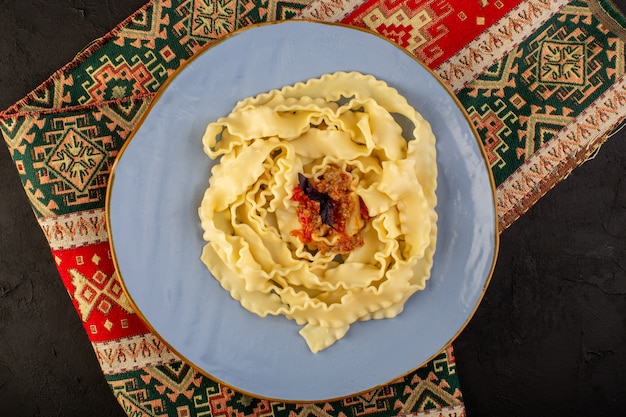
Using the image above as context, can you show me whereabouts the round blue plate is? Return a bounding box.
[107,21,498,402]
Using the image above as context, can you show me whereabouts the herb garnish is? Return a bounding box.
[298,173,335,226]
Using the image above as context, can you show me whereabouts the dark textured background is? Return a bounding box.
[1,1,625,416]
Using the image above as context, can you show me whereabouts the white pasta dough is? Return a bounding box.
[198,72,437,353]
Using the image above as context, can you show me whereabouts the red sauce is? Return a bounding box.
[291,187,321,244]
[290,166,369,255]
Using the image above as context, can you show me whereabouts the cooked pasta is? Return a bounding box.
[198,71,437,353]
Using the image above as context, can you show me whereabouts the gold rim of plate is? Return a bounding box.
[105,20,501,403]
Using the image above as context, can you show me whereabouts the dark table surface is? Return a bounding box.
[1,1,625,416]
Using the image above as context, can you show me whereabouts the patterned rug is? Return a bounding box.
[1,0,625,416]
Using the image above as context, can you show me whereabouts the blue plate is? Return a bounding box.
[107,21,498,401]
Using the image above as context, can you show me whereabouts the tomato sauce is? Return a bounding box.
[290,166,369,255]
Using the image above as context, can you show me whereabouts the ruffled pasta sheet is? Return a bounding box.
[199,72,437,353]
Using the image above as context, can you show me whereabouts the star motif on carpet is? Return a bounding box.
[46,127,106,192]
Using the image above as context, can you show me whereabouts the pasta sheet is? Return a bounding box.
[199,72,437,353]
